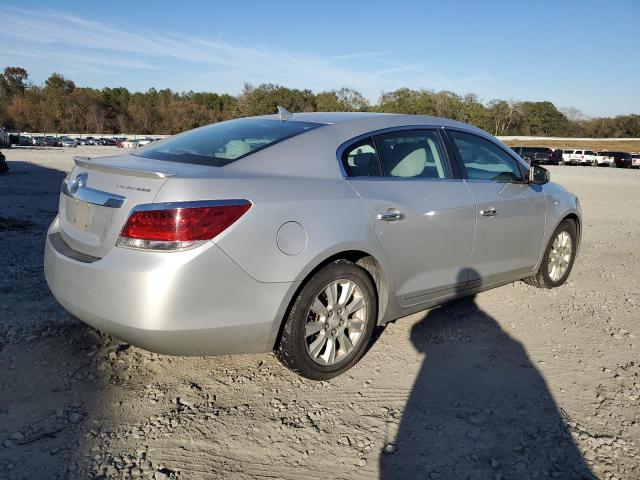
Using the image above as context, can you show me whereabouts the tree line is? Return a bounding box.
[1,66,638,137]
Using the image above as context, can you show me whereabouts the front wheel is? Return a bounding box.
[275,260,377,380]
[523,219,577,289]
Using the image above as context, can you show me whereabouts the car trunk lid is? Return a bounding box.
[58,155,206,258]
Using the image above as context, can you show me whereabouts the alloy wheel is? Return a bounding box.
[548,231,572,282]
[304,279,367,366]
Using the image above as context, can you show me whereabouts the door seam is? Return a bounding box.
[463,179,479,283]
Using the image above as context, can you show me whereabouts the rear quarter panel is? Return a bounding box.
[153,175,392,285]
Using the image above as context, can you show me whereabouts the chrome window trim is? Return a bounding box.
[336,125,454,181]
[61,180,126,208]
[346,176,466,184]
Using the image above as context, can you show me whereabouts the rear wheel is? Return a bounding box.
[523,219,577,289]
[275,260,377,380]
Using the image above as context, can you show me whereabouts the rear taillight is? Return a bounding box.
[117,201,251,251]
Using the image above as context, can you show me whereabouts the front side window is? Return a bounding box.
[341,138,383,177]
[449,130,523,182]
[374,130,450,179]
[135,118,322,167]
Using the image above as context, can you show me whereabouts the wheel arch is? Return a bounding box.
[561,212,581,253]
[534,209,582,272]
[267,248,391,351]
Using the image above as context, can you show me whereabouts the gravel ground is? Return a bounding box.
[0,146,639,480]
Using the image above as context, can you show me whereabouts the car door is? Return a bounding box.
[342,129,477,306]
[445,129,546,284]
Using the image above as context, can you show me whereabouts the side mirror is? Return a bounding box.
[529,164,550,184]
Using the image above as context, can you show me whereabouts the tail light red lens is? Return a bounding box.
[118,202,251,250]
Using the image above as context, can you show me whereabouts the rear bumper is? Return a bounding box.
[44,217,293,356]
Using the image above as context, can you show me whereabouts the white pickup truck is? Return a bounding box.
[568,149,598,166]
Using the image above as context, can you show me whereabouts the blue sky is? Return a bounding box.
[0,0,638,117]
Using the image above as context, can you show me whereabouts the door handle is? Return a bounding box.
[480,208,498,217]
[377,209,405,222]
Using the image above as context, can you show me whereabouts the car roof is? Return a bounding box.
[215,111,506,179]
[256,111,483,130]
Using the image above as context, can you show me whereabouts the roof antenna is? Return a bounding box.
[277,105,292,120]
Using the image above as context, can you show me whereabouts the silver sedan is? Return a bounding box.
[44,111,581,379]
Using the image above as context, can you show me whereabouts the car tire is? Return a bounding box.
[523,219,577,289]
[558,160,565,166]
[275,259,377,380]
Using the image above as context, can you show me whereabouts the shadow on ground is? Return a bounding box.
[0,160,107,478]
[380,270,595,480]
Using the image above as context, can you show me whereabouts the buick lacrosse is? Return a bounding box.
[45,110,581,379]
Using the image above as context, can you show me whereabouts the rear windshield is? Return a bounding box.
[134,118,322,166]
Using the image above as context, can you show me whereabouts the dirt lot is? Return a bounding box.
[1,146,639,480]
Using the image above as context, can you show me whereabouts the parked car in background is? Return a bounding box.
[43,136,62,147]
[60,136,77,148]
[554,149,575,165]
[0,128,11,148]
[594,152,613,167]
[568,150,598,166]
[630,153,640,168]
[44,112,582,379]
[122,139,141,149]
[77,138,91,145]
[551,149,565,165]
[19,135,33,146]
[100,138,116,146]
[32,136,45,146]
[510,146,556,165]
[600,151,633,168]
[8,132,20,146]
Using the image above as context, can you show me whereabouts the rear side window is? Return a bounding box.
[374,130,450,179]
[449,130,523,182]
[134,118,322,167]
[341,138,382,177]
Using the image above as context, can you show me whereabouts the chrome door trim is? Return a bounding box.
[480,208,498,217]
[377,209,405,221]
